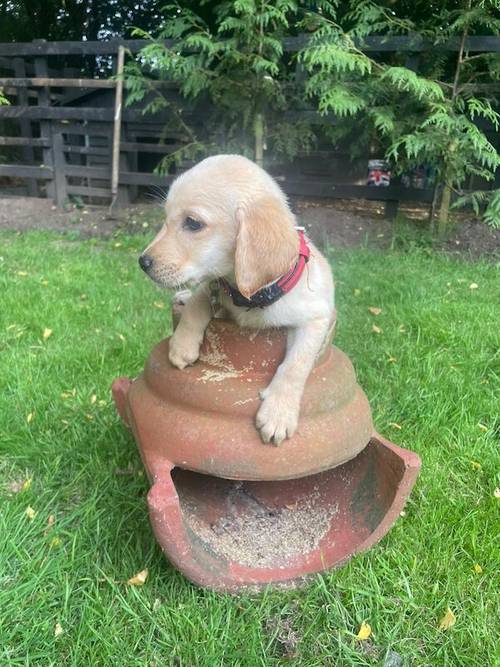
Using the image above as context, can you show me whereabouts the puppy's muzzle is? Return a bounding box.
[139,254,154,274]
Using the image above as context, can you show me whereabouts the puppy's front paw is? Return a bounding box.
[168,335,201,369]
[256,392,300,445]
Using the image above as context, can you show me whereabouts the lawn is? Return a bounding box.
[0,229,498,666]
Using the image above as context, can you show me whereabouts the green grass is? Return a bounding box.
[1,230,498,667]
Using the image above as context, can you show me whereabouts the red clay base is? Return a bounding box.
[112,320,420,592]
[144,434,420,592]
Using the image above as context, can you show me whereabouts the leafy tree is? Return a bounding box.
[297,0,500,232]
[126,0,500,230]
[0,0,164,42]
[125,1,316,169]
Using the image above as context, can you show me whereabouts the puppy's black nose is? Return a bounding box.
[139,254,154,273]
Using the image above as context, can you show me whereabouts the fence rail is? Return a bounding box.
[0,36,498,213]
[0,35,499,56]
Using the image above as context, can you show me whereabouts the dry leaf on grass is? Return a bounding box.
[44,515,56,535]
[25,506,37,520]
[21,478,32,491]
[50,537,62,548]
[494,488,500,499]
[469,283,479,290]
[54,622,63,637]
[127,568,149,586]
[372,325,382,334]
[438,607,456,630]
[356,622,372,640]
[477,423,488,432]
[90,394,97,405]
[26,413,33,424]
[43,328,53,340]
[473,564,483,574]
[469,460,482,471]
[389,422,402,430]
[368,307,382,315]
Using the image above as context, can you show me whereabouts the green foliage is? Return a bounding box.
[296,0,500,229]
[125,0,500,228]
[0,87,9,105]
[0,0,165,42]
[125,0,307,169]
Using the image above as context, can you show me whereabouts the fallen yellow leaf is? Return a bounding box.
[494,487,500,499]
[469,283,479,290]
[21,478,32,492]
[17,270,28,277]
[118,334,126,342]
[90,394,97,405]
[25,506,37,520]
[478,423,488,432]
[469,460,481,471]
[54,622,63,637]
[50,536,62,548]
[473,564,483,574]
[398,324,406,333]
[438,607,456,631]
[153,302,165,309]
[389,422,402,430]
[368,307,382,315]
[372,324,382,334]
[47,514,55,528]
[43,328,53,340]
[26,413,33,424]
[356,622,372,640]
[127,568,149,586]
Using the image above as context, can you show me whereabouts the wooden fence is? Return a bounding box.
[0,36,499,215]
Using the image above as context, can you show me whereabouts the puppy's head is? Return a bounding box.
[139,155,299,297]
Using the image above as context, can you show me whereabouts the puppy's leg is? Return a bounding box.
[168,283,212,369]
[256,317,330,445]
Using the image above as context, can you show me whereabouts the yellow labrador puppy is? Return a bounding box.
[139,155,335,445]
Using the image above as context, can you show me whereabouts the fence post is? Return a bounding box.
[33,40,58,204]
[13,57,38,196]
[51,127,68,207]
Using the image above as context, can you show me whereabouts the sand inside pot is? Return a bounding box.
[178,480,338,569]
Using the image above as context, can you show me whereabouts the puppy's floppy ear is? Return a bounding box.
[235,196,299,299]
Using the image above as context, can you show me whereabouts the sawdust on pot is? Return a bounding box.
[197,325,257,382]
[179,482,338,568]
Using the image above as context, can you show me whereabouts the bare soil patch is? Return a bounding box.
[0,195,498,260]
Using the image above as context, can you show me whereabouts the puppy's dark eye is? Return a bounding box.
[183,216,205,232]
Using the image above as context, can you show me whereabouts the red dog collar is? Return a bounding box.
[220,229,310,309]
